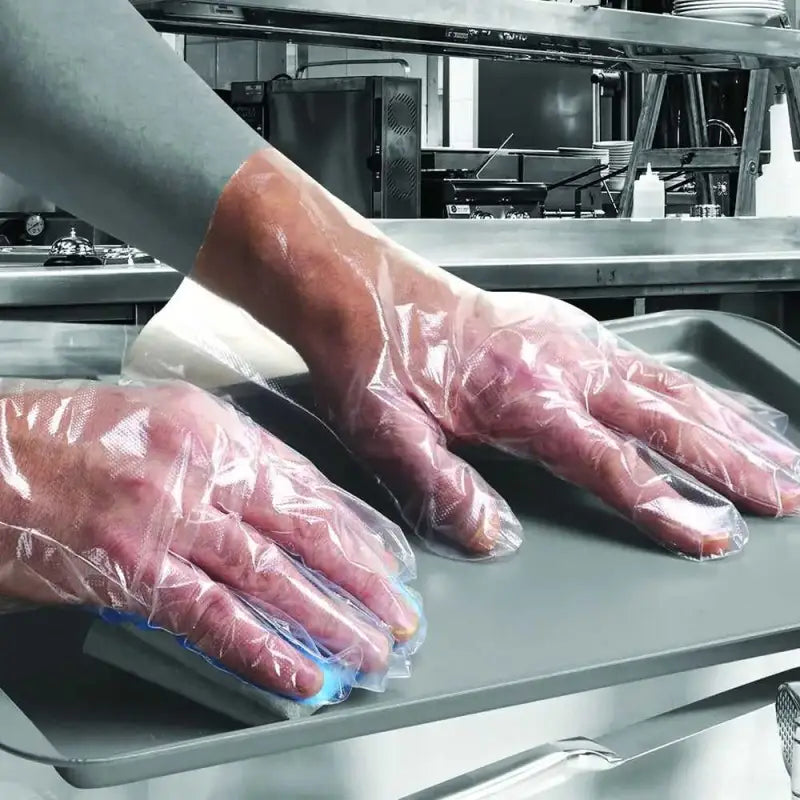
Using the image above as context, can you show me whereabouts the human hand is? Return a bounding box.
[301,247,800,561]
[190,148,800,561]
[0,380,421,699]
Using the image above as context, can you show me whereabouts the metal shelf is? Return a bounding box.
[133,0,800,71]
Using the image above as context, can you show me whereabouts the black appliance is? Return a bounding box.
[231,77,421,218]
[421,170,547,219]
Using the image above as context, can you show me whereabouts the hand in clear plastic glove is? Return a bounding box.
[0,381,420,699]
[308,266,800,561]
[194,149,800,562]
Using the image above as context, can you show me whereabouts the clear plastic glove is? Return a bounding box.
[194,149,800,562]
[0,380,421,700]
[310,271,800,560]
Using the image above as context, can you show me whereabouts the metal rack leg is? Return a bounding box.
[782,66,800,147]
[620,73,667,217]
[735,69,770,217]
[684,73,713,206]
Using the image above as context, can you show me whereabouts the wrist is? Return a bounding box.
[192,148,380,355]
[191,147,469,371]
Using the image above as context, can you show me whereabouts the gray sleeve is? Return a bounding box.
[0,0,267,274]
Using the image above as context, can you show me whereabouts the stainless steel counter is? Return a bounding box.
[0,263,179,308]
[2,219,800,314]
[379,218,800,296]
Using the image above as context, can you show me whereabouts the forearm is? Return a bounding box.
[0,0,262,274]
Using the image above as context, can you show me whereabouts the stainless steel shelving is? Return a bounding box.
[133,0,800,71]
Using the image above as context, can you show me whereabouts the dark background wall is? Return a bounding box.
[477,62,594,150]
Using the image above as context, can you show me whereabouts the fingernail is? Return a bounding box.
[777,473,800,514]
[464,519,496,554]
[700,530,731,558]
[389,595,420,643]
[381,548,401,575]
[294,662,324,698]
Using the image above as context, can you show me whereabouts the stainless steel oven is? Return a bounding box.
[231,76,422,218]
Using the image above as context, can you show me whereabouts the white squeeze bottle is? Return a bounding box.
[631,163,665,219]
[756,87,800,218]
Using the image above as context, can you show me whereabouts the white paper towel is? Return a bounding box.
[125,278,307,388]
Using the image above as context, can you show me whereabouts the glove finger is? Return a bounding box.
[235,429,420,642]
[143,552,325,699]
[172,508,392,673]
[151,386,420,642]
[613,349,800,474]
[495,396,744,559]
[590,377,800,516]
[341,389,522,556]
[254,427,412,579]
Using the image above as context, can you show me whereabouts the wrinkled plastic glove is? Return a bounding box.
[0,380,421,699]
[314,277,800,560]
[194,149,800,562]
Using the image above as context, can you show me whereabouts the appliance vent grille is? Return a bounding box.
[386,157,416,200]
[387,92,417,137]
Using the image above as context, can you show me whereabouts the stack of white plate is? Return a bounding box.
[594,140,633,191]
[672,0,784,25]
[558,146,609,172]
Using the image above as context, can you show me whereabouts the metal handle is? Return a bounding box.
[295,58,411,78]
[400,738,621,800]
[706,119,738,146]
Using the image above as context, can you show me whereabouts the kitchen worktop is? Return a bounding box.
[2,218,800,313]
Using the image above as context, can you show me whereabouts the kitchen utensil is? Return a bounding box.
[775,681,799,775]
[6,311,800,790]
[632,164,665,219]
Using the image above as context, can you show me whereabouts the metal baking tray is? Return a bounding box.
[2,310,800,789]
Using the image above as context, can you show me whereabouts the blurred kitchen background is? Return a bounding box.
[3,1,800,334]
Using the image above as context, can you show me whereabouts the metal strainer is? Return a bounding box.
[776,682,800,794]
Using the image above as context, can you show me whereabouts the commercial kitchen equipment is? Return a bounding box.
[135,0,800,217]
[420,172,548,219]
[0,3,794,795]
[231,75,422,217]
[421,149,604,217]
[406,669,800,799]
[620,66,800,217]
[132,0,800,71]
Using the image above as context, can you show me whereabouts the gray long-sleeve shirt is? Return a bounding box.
[0,0,266,274]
